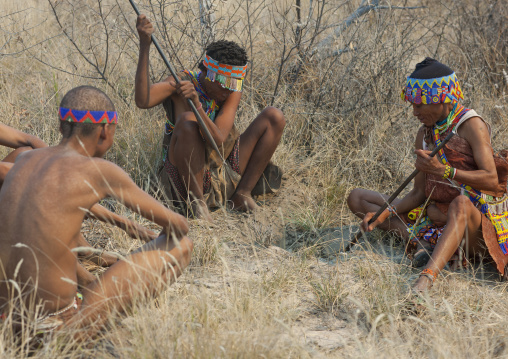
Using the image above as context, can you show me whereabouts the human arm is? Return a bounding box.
[88,203,158,242]
[361,128,427,232]
[134,14,177,109]
[0,123,47,149]
[97,161,189,237]
[414,117,499,193]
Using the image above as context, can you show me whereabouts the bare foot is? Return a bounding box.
[191,200,213,222]
[230,192,259,212]
[412,275,433,293]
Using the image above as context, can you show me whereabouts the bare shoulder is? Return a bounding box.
[87,157,133,182]
[457,116,491,146]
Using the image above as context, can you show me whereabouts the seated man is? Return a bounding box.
[347,58,508,292]
[0,86,193,339]
[0,122,48,185]
[0,123,157,280]
[134,14,286,220]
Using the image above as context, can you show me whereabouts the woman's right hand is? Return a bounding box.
[136,14,154,45]
[361,209,390,232]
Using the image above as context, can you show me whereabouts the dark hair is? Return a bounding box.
[198,40,248,72]
[409,57,453,80]
[59,85,116,138]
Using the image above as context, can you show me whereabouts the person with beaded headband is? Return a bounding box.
[134,15,286,220]
[0,85,193,340]
[0,120,158,281]
[347,58,508,292]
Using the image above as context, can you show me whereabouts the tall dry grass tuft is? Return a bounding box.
[1,0,507,357]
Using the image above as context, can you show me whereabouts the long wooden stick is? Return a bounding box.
[345,130,456,251]
[129,0,224,162]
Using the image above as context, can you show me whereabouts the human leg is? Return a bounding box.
[231,107,286,211]
[70,233,193,338]
[169,112,210,219]
[413,195,483,292]
[347,188,409,239]
[77,262,97,288]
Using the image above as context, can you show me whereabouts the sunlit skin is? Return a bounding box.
[412,102,451,128]
[347,101,499,292]
[0,123,157,284]
[0,108,192,338]
[134,14,286,220]
[0,122,48,187]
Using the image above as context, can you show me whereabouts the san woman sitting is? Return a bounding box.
[134,15,286,220]
[348,58,508,292]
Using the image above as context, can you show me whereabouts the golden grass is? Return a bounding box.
[0,0,508,357]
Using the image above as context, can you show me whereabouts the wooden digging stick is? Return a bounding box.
[129,0,224,162]
[344,130,456,252]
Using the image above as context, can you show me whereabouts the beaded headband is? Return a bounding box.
[401,72,464,104]
[59,107,118,124]
[203,54,247,92]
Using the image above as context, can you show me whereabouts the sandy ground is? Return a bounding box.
[79,176,505,357]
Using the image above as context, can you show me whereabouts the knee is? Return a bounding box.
[448,195,472,219]
[347,188,363,211]
[261,107,286,132]
[174,113,200,138]
[180,236,194,259]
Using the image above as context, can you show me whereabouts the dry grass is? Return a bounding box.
[1,0,508,357]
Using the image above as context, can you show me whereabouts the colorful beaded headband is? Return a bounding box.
[59,107,118,124]
[203,54,247,92]
[401,72,464,104]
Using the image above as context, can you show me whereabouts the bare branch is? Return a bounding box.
[311,0,426,59]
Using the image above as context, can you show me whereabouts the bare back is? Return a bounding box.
[0,147,113,313]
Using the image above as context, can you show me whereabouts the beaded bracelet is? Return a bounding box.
[443,165,452,179]
[420,268,437,282]
[387,205,397,218]
[195,102,203,110]
[450,167,457,180]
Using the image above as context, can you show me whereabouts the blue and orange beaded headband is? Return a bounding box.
[203,54,247,92]
[401,72,464,105]
[59,107,118,124]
